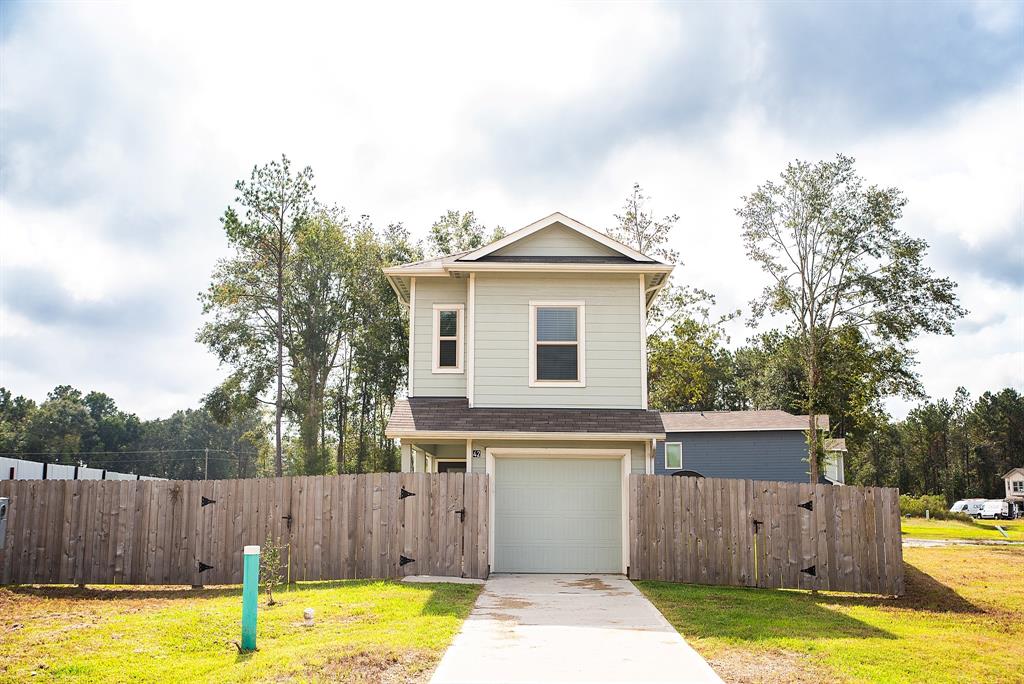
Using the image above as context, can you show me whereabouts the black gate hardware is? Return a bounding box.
[801,565,817,576]
[201,496,216,507]
[399,487,416,500]
[198,561,214,573]
[456,508,466,522]
[752,519,763,532]
[282,514,293,531]
[399,555,415,566]
[798,500,814,512]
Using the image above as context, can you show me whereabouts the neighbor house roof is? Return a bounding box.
[1004,467,1024,479]
[824,438,847,452]
[660,410,829,433]
[386,398,665,439]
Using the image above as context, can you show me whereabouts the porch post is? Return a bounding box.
[400,441,412,473]
[413,448,426,473]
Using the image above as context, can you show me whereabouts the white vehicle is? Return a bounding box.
[949,499,987,517]
[978,499,1010,520]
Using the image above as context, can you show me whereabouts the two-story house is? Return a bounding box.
[384,212,670,574]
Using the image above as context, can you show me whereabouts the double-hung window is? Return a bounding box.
[664,442,683,470]
[529,301,585,386]
[1013,481,1024,494]
[432,304,463,373]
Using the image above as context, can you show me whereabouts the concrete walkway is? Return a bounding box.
[430,574,722,684]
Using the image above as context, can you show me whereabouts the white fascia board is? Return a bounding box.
[449,262,674,274]
[458,212,657,263]
[385,429,666,441]
[661,426,813,433]
[385,275,410,307]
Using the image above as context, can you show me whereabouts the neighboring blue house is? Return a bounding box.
[655,410,843,484]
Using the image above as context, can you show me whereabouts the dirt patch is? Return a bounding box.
[487,595,533,610]
[561,577,631,595]
[313,649,435,684]
[481,611,519,623]
[708,648,839,684]
[564,577,613,591]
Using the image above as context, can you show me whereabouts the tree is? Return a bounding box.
[606,183,739,408]
[285,208,351,474]
[198,155,317,476]
[609,183,680,264]
[426,210,504,256]
[738,155,965,482]
[647,318,741,411]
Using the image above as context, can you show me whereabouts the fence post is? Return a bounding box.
[241,545,260,651]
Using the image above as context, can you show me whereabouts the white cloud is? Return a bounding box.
[1,2,1021,419]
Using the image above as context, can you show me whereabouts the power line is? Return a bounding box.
[0,448,257,457]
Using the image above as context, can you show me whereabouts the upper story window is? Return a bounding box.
[665,442,682,470]
[432,304,463,373]
[529,301,585,387]
[1013,480,1024,494]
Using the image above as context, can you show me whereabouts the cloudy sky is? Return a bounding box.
[1,1,1022,419]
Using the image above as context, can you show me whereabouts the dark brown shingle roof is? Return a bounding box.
[386,398,664,437]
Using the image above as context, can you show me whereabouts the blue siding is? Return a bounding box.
[654,431,810,482]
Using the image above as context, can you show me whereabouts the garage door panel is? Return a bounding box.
[494,457,622,573]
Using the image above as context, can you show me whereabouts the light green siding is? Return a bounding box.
[474,272,643,408]
[413,276,466,397]
[494,457,621,573]
[491,223,621,258]
[466,439,647,474]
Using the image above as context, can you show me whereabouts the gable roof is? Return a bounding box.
[458,212,657,263]
[1004,467,1024,479]
[661,410,829,433]
[386,398,665,439]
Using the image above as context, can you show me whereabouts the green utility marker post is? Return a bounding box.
[241,545,260,651]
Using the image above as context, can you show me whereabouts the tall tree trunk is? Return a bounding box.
[807,329,820,484]
[275,256,284,477]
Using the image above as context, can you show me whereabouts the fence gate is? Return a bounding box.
[0,473,489,586]
[628,475,904,595]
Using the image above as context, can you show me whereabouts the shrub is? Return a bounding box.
[899,494,974,522]
[259,531,284,606]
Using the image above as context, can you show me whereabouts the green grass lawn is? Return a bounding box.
[900,516,1024,541]
[637,545,1023,684]
[0,579,481,683]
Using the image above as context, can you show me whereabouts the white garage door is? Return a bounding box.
[493,457,623,573]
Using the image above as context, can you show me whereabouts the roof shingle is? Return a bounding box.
[386,398,664,437]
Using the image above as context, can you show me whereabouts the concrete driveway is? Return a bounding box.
[430,574,722,684]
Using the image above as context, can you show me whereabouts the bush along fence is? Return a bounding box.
[0,473,490,585]
[629,475,905,596]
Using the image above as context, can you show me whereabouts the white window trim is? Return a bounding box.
[528,300,586,388]
[1012,480,1024,493]
[408,278,416,396]
[485,447,630,574]
[432,303,464,374]
[664,442,683,470]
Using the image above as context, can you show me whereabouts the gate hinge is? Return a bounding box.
[399,555,415,566]
[798,500,814,512]
[399,487,415,500]
[198,561,214,573]
[801,565,817,577]
[282,514,293,531]
[201,496,216,507]
[456,508,465,522]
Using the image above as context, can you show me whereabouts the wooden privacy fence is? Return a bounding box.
[0,473,489,586]
[629,475,904,595]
